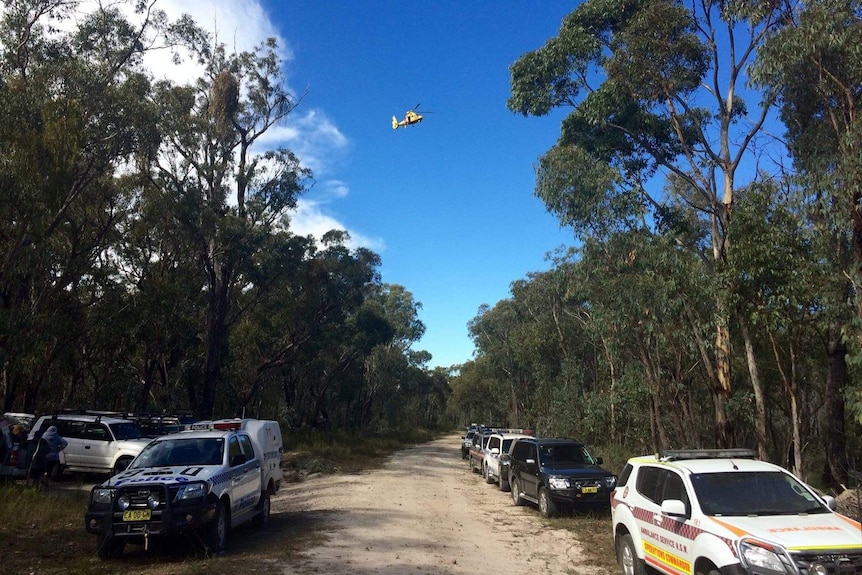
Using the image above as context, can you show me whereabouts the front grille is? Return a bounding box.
[792,551,862,575]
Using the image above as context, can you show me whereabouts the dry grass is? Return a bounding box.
[548,508,618,575]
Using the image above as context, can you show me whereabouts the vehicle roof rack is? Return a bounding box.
[658,449,758,461]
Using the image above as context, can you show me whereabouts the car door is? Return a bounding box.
[57,420,87,469]
[635,466,694,575]
[486,435,501,477]
[520,442,540,500]
[80,422,113,471]
[227,434,258,521]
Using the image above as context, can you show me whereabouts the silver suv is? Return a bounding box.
[30,413,152,476]
[611,449,862,575]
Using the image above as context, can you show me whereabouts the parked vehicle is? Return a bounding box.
[506,437,616,517]
[85,418,283,558]
[0,413,34,477]
[29,413,151,477]
[468,430,492,474]
[611,449,862,575]
[461,430,477,459]
[483,432,531,490]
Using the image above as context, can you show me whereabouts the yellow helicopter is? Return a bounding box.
[392,104,427,129]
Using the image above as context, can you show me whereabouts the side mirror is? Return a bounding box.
[500,454,510,463]
[661,499,687,517]
[491,448,500,455]
[595,457,604,465]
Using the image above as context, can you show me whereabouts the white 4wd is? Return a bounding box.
[611,449,862,575]
[483,432,530,491]
[31,413,151,475]
[85,418,283,558]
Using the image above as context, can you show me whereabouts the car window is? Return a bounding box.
[661,471,690,514]
[617,463,634,487]
[82,424,109,441]
[690,471,828,516]
[539,444,590,465]
[502,438,514,454]
[526,443,537,461]
[131,438,224,468]
[228,436,243,466]
[61,420,87,439]
[488,436,500,452]
[636,466,663,503]
[109,422,143,440]
[239,435,255,459]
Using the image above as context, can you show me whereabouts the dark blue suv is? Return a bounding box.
[506,437,616,517]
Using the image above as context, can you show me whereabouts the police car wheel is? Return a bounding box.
[253,491,271,526]
[206,501,228,554]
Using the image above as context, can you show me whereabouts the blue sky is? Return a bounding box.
[155,1,578,368]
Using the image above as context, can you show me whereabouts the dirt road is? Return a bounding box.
[274,433,609,575]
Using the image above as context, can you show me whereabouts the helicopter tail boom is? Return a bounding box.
[392,116,399,129]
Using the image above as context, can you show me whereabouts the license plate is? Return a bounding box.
[581,486,598,494]
[122,509,151,521]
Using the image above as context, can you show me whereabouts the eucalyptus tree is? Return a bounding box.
[508,0,788,446]
[751,0,862,483]
[143,38,310,419]
[0,0,196,411]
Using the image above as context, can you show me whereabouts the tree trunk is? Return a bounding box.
[739,315,769,460]
[822,330,848,488]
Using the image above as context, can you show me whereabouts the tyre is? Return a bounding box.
[205,500,229,555]
[96,534,125,560]
[511,477,524,506]
[482,463,492,483]
[470,456,479,474]
[113,457,132,475]
[253,490,271,526]
[498,469,509,492]
[538,487,558,518]
[618,533,646,575]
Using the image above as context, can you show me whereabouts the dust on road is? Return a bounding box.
[273,433,605,575]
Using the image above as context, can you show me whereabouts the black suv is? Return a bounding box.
[506,437,616,517]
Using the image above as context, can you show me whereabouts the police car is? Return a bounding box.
[611,449,862,575]
[85,418,282,558]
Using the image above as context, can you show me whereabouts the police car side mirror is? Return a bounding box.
[822,494,837,511]
[595,457,604,465]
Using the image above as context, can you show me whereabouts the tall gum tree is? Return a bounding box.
[751,0,862,484]
[508,0,785,446]
[146,40,310,419]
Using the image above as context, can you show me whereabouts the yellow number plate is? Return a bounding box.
[122,509,151,521]
[581,486,599,494]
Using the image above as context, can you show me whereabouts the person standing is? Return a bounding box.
[40,426,67,486]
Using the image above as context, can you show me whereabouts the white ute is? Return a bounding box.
[611,449,862,575]
[85,418,283,558]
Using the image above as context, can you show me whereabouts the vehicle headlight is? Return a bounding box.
[548,477,570,489]
[117,494,131,510]
[92,488,115,505]
[739,538,791,574]
[174,483,207,501]
[147,494,160,510]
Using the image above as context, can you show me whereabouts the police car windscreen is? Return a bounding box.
[130,438,225,468]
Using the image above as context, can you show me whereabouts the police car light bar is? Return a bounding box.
[185,419,243,432]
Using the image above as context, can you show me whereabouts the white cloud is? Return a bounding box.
[290,199,385,253]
